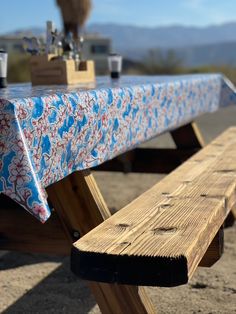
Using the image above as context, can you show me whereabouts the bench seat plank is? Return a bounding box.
[71,128,236,287]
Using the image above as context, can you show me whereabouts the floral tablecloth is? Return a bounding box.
[0,74,235,222]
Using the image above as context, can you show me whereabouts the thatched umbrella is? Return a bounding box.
[56,0,91,39]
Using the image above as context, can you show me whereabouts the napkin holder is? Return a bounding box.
[30,54,95,86]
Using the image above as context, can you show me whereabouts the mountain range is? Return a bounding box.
[3,22,236,66]
[88,22,236,49]
[87,22,236,66]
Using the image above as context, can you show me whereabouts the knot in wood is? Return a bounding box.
[215,169,236,174]
[119,241,131,246]
[153,227,177,235]
[160,203,173,209]
[116,223,130,230]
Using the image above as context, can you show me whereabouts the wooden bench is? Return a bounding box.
[71,127,236,287]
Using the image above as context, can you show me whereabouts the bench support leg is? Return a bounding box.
[47,170,156,314]
[225,210,236,227]
[199,225,224,267]
[170,122,205,149]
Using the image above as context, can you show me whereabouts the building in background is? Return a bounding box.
[0,36,25,53]
[82,34,111,74]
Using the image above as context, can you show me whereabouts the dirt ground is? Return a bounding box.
[0,106,236,313]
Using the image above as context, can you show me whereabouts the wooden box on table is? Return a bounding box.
[30,54,95,86]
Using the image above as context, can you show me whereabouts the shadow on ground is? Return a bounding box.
[0,252,97,314]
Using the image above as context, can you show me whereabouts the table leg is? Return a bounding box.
[46,170,156,314]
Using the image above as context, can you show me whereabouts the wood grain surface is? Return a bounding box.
[72,127,236,286]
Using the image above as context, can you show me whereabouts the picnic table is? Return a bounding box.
[0,74,235,313]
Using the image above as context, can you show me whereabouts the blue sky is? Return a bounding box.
[1,0,236,34]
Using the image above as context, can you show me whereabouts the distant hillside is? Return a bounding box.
[2,27,45,38]
[87,22,236,66]
[3,22,236,66]
[174,41,236,67]
[87,22,236,51]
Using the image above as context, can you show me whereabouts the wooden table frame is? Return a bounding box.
[0,122,232,314]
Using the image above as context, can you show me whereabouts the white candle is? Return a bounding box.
[0,51,7,78]
[0,50,8,88]
[108,54,122,78]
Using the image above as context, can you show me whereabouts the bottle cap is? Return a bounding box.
[0,77,7,88]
